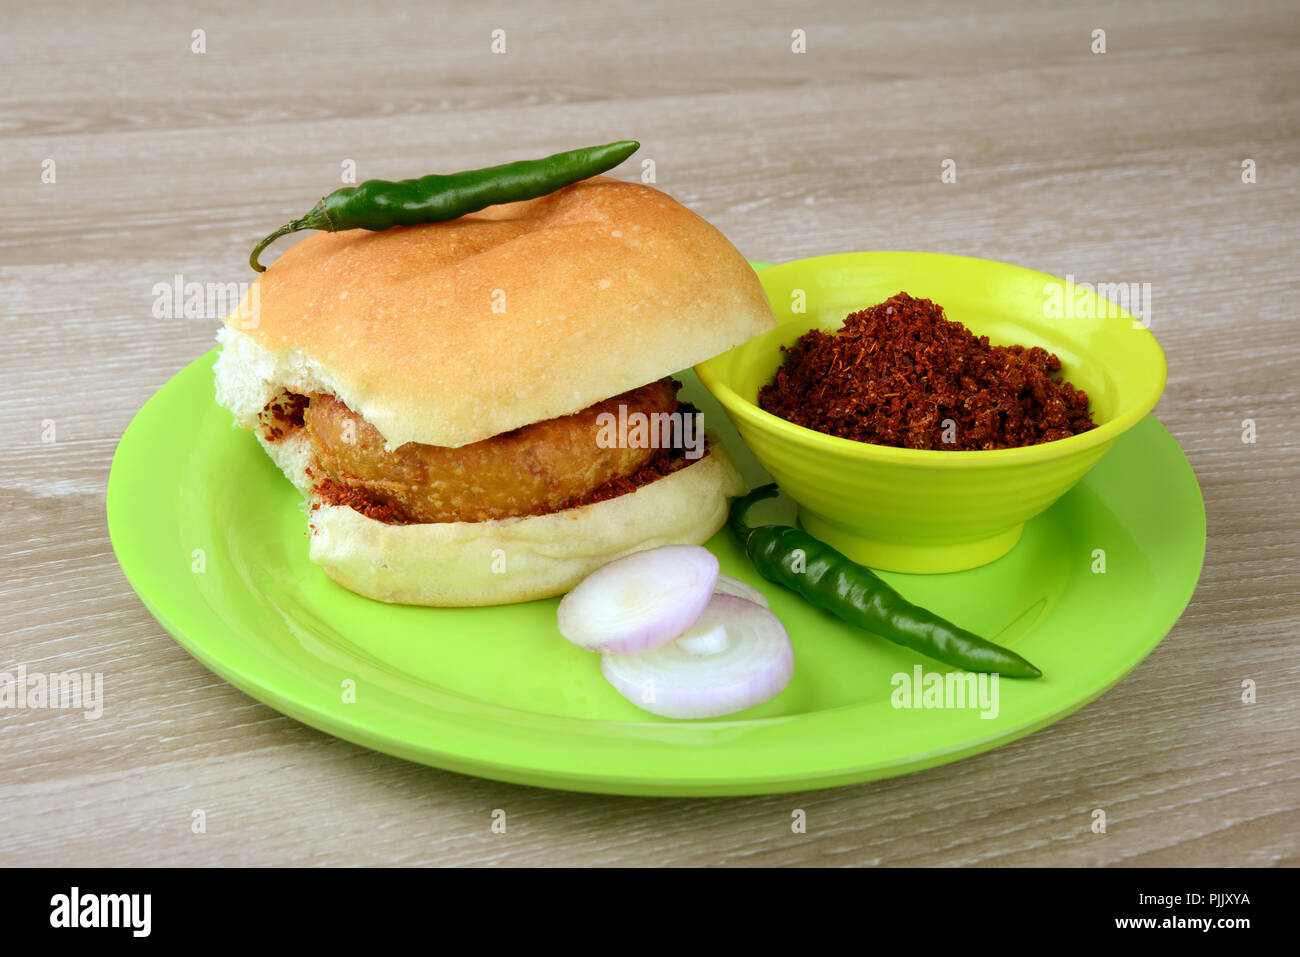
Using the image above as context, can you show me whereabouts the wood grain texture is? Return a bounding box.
[2,0,1297,867]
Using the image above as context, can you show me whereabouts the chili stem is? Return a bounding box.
[248,222,299,273]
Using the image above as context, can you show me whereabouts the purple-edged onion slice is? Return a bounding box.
[601,593,795,719]
[713,572,770,609]
[556,545,719,655]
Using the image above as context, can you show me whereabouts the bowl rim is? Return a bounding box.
[696,251,1169,469]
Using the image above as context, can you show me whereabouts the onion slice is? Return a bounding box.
[713,572,770,609]
[556,545,719,655]
[601,593,795,719]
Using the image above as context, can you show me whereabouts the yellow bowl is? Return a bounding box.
[696,252,1167,573]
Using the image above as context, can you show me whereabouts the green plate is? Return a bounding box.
[107,337,1205,796]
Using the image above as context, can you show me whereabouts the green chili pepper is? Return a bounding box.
[249,140,640,272]
[730,484,1042,678]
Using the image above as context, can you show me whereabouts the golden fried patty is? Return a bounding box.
[302,379,680,523]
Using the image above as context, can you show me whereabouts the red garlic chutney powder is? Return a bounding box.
[758,292,1097,450]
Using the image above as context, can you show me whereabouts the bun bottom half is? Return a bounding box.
[262,430,746,606]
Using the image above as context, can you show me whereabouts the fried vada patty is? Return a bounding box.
[301,378,682,523]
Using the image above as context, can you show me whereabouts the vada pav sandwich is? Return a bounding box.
[214,176,775,605]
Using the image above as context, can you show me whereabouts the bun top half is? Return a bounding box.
[226,176,775,448]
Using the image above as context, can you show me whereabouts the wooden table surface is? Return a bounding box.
[3,0,1296,867]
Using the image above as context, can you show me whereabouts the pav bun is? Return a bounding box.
[215,175,773,605]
